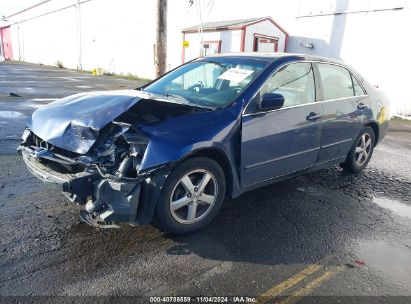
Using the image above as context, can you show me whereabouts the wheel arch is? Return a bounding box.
[364,121,380,145]
[182,148,235,198]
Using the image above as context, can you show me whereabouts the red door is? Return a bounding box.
[253,35,278,53]
[1,27,13,60]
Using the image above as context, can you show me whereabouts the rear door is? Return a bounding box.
[241,62,323,188]
[315,63,370,162]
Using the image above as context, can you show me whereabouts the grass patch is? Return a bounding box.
[392,116,411,125]
[6,60,150,81]
[109,72,151,82]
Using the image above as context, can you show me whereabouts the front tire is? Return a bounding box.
[154,157,226,234]
[341,126,375,173]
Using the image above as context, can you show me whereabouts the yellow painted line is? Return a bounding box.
[278,265,345,304]
[257,264,323,304]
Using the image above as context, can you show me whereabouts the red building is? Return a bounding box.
[0,25,13,60]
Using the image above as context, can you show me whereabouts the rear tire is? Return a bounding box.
[341,126,375,173]
[154,157,226,234]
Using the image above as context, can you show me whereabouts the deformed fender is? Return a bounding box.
[137,101,242,172]
[134,102,243,223]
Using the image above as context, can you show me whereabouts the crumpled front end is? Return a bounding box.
[18,92,209,228]
[18,89,241,228]
[18,121,160,227]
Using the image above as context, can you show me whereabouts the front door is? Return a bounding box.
[241,62,323,188]
[0,27,13,60]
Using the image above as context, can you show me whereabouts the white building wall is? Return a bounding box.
[4,0,410,114]
[6,0,296,77]
[244,20,287,52]
[184,31,220,62]
[9,2,78,68]
[220,30,242,53]
[183,29,243,63]
[78,0,156,78]
[287,0,411,116]
[7,0,157,79]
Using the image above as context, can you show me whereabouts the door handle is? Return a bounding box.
[306,112,322,121]
[357,103,366,110]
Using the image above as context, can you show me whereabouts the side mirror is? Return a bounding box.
[259,92,285,111]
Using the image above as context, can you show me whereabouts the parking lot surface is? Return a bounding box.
[0,62,410,303]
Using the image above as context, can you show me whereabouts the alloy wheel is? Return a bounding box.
[355,133,372,166]
[170,169,218,224]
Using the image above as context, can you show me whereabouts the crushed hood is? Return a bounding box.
[28,90,196,154]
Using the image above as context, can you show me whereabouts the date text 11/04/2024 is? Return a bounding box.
[149,296,257,303]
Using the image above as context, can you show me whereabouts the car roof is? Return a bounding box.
[203,52,344,65]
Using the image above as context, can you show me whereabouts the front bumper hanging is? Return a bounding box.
[18,145,142,228]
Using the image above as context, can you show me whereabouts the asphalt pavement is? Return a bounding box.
[0,61,410,303]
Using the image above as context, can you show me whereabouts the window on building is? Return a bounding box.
[201,41,221,56]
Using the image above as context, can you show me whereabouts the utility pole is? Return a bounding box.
[155,0,167,77]
[75,0,82,70]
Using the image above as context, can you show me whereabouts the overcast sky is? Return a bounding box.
[0,0,38,18]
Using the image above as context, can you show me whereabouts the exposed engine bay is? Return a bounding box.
[18,93,206,228]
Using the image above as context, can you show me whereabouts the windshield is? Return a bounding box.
[143,57,269,108]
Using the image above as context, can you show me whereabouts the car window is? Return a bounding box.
[167,63,223,91]
[351,74,365,96]
[260,62,315,108]
[318,64,355,100]
[168,62,261,91]
[144,59,268,109]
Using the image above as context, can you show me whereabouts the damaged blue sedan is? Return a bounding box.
[18,53,390,234]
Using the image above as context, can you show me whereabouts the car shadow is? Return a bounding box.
[163,167,391,266]
[61,166,403,276]
[167,171,357,264]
